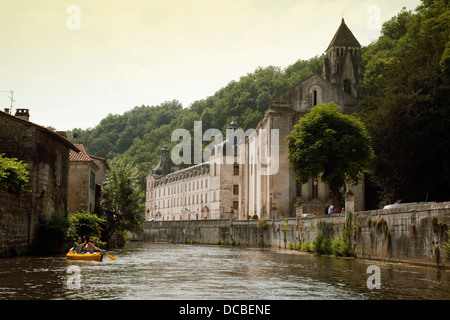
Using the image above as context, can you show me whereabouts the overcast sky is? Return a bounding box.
[0,0,422,130]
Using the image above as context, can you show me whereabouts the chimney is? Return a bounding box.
[15,108,30,121]
[56,131,67,138]
[73,132,79,144]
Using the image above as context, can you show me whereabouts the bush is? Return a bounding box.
[313,233,332,255]
[257,218,268,229]
[0,153,30,195]
[67,211,105,239]
[300,241,313,252]
[331,235,356,257]
[288,241,294,250]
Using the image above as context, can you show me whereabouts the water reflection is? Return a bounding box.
[0,242,448,300]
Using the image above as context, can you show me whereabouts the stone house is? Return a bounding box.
[0,108,79,255]
[67,143,98,213]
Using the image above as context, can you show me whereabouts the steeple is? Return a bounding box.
[326,18,361,50]
[322,18,363,97]
[152,144,172,176]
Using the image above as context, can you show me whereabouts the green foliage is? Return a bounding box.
[257,218,268,230]
[300,241,313,252]
[444,231,450,260]
[286,102,374,205]
[312,233,332,255]
[0,153,30,195]
[331,235,356,257]
[67,210,105,238]
[100,155,145,245]
[360,0,450,204]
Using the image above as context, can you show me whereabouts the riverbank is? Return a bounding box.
[142,202,450,269]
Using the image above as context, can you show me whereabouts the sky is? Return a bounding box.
[0,0,422,130]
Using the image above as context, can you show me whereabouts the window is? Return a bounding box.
[233,162,239,175]
[89,170,95,191]
[296,180,302,198]
[233,185,239,195]
[233,201,239,210]
[344,79,351,94]
[313,90,318,106]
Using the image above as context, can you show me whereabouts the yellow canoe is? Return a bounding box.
[66,251,103,261]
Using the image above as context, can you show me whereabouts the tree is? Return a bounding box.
[286,103,374,207]
[100,155,145,246]
[359,0,450,203]
[67,210,104,239]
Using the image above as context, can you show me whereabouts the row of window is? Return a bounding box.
[150,192,209,209]
[335,47,359,56]
[149,184,239,210]
[149,178,210,199]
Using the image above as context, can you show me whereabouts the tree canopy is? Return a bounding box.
[359,0,450,204]
[286,103,374,207]
[100,155,145,245]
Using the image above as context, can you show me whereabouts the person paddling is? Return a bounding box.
[73,236,86,254]
[85,239,101,254]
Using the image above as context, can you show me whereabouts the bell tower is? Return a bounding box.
[322,18,363,97]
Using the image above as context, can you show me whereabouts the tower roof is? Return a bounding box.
[326,18,361,50]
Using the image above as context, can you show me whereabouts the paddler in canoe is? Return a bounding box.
[67,237,116,261]
[72,236,87,254]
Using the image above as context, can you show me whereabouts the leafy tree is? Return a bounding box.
[286,103,374,207]
[0,153,30,195]
[359,0,450,203]
[100,155,145,246]
[67,210,105,239]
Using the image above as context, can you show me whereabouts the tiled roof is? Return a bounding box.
[69,144,94,162]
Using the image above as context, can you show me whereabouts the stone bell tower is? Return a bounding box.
[322,18,363,98]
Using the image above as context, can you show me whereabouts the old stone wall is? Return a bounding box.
[0,191,35,256]
[143,202,450,268]
[0,112,73,256]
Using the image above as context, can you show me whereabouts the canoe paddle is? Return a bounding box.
[100,250,116,261]
[105,252,116,260]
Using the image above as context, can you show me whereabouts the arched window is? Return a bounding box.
[343,79,351,94]
[313,90,318,106]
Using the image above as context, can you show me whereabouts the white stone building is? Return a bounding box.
[146,19,367,221]
[145,124,241,221]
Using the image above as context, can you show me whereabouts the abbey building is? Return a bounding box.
[145,18,365,221]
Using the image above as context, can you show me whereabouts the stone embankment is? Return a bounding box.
[141,202,450,268]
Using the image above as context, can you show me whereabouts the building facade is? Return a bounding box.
[0,108,79,255]
[239,18,365,219]
[145,125,241,221]
[146,19,366,221]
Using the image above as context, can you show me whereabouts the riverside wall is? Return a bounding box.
[142,202,450,268]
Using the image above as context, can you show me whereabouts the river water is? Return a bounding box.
[0,241,448,300]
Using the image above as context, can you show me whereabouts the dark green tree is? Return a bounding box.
[359,0,450,203]
[286,103,374,207]
[100,155,145,246]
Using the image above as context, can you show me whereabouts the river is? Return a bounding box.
[0,241,448,300]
